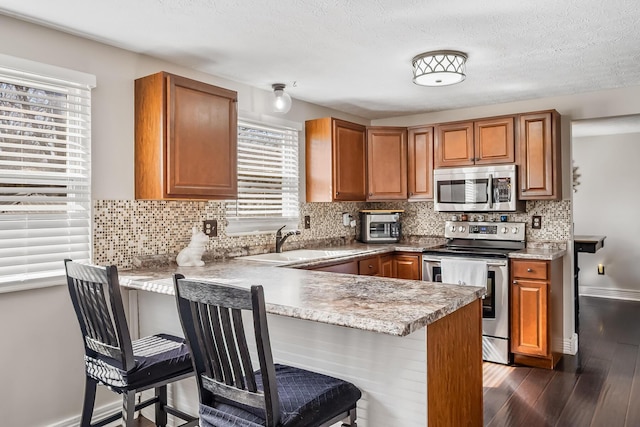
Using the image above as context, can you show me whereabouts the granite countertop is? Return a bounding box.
[120,242,483,337]
[509,247,567,260]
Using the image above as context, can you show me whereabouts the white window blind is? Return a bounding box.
[226,120,299,234]
[0,68,92,292]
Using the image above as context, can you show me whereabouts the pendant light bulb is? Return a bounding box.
[272,83,292,113]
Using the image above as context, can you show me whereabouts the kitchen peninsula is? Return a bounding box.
[120,251,485,427]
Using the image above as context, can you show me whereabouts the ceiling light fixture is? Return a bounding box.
[412,50,468,86]
[272,83,292,113]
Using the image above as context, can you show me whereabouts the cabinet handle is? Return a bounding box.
[527,268,533,272]
[513,280,518,284]
[336,191,340,196]
[369,264,373,269]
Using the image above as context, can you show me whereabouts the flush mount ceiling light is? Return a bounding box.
[272,83,292,113]
[412,50,468,86]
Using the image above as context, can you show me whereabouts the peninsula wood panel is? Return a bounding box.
[407,126,434,200]
[434,121,474,167]
[366,127,407,200]
[473,116,515,164]
[427,299,483,427]
[135,71,237,199]
[518,111,562,200]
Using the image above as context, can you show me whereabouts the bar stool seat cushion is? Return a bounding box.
[85,333,192,391]
[199,364,362,427]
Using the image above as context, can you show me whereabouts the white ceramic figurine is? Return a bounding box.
[176,227,209,267]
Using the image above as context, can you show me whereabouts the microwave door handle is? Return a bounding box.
[488,174,494,208]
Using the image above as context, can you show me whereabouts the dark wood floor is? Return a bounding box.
[484,296,640,427]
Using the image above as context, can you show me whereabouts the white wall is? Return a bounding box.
[2,11,640,426]
[573,132,640,299]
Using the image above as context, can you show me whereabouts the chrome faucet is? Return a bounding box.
[275,225,301,253]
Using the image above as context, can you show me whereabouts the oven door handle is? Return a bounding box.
[422,257,507,268]
[488,174,494,208]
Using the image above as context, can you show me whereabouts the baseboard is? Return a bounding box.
[48,401,121,427]
[579,286,640,302]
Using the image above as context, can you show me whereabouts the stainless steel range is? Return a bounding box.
[422,221,526,364]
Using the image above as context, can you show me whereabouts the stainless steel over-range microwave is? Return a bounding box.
[433,164,524,212]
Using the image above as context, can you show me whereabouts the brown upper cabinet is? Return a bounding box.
[407,126,434,200]
[366,127,407,200]
[518,110,562,200]
[306,118,367,202]
[135,72,238,200]
[435,117,515,168]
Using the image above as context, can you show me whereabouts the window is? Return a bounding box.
[0,56,94,292]
[226,119,299,234]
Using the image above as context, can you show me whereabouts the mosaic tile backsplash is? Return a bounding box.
[94,199,571,269]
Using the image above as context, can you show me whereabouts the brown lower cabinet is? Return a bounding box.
[312,260,358,274]
[392,253,422,280]
[311,252,421,280]
[510,258,563,369]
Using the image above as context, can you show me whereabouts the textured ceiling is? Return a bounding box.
[1,0,639,119]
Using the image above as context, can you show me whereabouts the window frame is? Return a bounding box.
[0,55,95,293]
[225,114,302,236]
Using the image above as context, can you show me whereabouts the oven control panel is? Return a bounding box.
[444,221,525,241]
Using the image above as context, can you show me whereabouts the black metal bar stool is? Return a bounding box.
[173,273,361,427]
[64,260,198,427]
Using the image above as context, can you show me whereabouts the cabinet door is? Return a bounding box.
[167,74,237,198]
[407,126,434,200]
[434,122,474,168]
[518,111,561,200]
[332,119,367,201]
[358,256,380,276]
[511,279,549,357]
[473,117,515,165]
[393,254,421,280]
[380,255,394,278]
[366,127,407,200]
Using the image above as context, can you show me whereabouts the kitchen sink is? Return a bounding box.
[237,249,362,264]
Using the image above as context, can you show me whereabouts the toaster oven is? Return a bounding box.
[360,210,402,243]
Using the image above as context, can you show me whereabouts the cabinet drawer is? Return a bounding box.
[358,256,380,276]
[512,260,548,280]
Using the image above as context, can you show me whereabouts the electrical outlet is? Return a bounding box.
[203,220,217,237]
[532,215,542,229]
[304,215,311,229]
